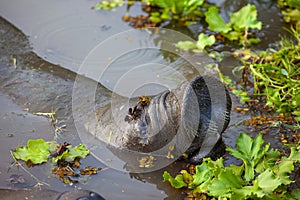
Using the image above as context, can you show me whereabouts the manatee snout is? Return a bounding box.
[85,75,231,164]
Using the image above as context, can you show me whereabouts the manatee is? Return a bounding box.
[85,75,231,164]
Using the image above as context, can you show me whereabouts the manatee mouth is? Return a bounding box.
[124,91,181,152]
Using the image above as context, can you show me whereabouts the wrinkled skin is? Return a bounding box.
[85,75,231,163]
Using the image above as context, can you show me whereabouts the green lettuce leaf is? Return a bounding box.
[51,144,89,163]
[230,4,262,31]
[163,171,187,188]
[227,133,269,182]
[13,139,50,164]
[207,167,244,197]
[205,6,231,33]
[196,33,216,50]
[67,144,90,161]
[257,169,282,192]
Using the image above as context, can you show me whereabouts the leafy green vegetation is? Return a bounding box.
[51,144,90,163]
[12,139,89,164]
[278,0,300,31]
[234,28,300,121]
[144,0,205,23]
[11,139,94,185]
[94,0,124,10]
[95,1,262,47]
[177,4,262,51]
[164,133,300,199]
[176,33,216,51]
[206,4,262,44]
[13,139,50,164]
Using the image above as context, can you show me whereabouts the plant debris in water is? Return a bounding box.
[139,155,155,168]
[233,27,300,121]
[278,0,300,31]
[122,14,157,29]
[94,0,124,11]
[12,139,101,185]
[177,3,262,51]
[163,133,300,199]
[144,0,205,24]
[94,0,262,47]
[243,113,295,134]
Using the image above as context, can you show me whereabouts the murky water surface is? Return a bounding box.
[0,0,290,199]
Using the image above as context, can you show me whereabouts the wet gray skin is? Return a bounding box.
[85,75,232,164]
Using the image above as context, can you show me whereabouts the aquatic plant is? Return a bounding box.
[94,0,124,10]
[176,33,216,51]
[177,4,262,50]
[12,139,90,165]
[12,139,96,184]
[12,139,50,164]
[143,0,205,23]
[278,0,300,30]
[164,133,300,199]
[206,4,262,45]
[234,27,300,121]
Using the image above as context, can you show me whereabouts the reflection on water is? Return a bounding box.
[0,0,130,71]
[82,32,214,97]
[0,0,285,86]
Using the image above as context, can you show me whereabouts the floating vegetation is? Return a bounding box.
[167,145,175,159]
[12,139,50,165]
[233,28,300,121]
[11,139,101,185]
[94,0,124,11]
[163,133,300,199]
[177,3,262,51]
[122,14,157,29]
[143,0,205,24]
[139,155,155,168]
[243,114,294,128]
[278,0,300,30]
[242,114,297,136]
[94,1,262,47]
[51,143,90,163]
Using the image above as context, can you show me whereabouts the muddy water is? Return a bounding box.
[0,0,286,91]
[0,0,129,72]
[0,0,291,199]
